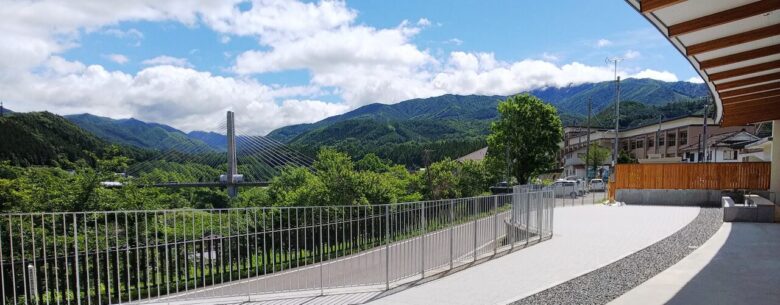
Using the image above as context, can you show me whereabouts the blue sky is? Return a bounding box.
[1,0,701,133]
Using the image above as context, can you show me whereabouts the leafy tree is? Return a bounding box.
[458,160,489,197]
[485,94,563,184]
[585,144,611,174]
[618,150,638,164]
[425,158,460,200]
[356,153,391,172]
[313,148,361,206]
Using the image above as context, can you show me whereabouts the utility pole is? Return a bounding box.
[586,97,592,179]
[702,102,709,163]
[606,57,623,168]
[656,114,662,155]
[0,101,4,117]
[226,111,238,198]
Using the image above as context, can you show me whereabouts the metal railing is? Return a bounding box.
[1,190,554,305]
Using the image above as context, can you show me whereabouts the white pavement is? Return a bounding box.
[610,222,780,305]
[367,205,700,305]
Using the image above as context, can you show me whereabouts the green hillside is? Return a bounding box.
[66,113,215,152]
[0,112,110,166]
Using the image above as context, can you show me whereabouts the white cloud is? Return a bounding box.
[445,38,464,45]
[596,39,613,48]
[686,76,705,83]
[631,69,679,82]
[104,54,129,64]
[624,50,641,59]
[0,0,688,134]
[142,55,193,68]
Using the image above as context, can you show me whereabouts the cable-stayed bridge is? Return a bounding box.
[125,111,315,197]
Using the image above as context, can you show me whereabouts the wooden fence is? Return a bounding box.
[615,162,771,190]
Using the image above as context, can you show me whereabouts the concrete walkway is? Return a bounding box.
[367,205,699,305]
[610,222,780,305]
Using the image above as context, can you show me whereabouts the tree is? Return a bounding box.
[618,149,638,164]
[585,144,610,175]
[485,94,563,184]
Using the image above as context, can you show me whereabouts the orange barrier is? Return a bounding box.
[615,162,771,190]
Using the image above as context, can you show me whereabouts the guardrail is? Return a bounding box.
[1,190,554,305]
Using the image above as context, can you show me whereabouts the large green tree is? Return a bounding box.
[486,94,563,184]
[585,144,611,174]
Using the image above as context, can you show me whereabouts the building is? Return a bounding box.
[561,115,757,179]
[679,130,760,162]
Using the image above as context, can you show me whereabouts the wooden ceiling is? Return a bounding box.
[628,0,780,126]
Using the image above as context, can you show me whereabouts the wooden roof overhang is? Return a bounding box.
[626,0,780,126]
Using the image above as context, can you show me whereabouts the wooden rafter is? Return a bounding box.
[640,0,687,13]
[699,44,780,69]
[668,0,780,37]
[687,24,780,55]
[719,81,780,98]
[708,60,780,81]
[722,88,780,104]
[716,72,780,90]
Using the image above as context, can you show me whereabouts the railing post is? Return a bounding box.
[385,205,390,290]
[525,191,531,247]
[449,199,454,269]
[493,196,498,255]
[420,202,425,277]
[27,264,37,303]
[74,214,82,305]
[319,207,324,295]
[473,198,478,262]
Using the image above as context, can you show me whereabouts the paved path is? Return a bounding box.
[610,222,780,305]
[367,205,699,305]
[152,207,537,304]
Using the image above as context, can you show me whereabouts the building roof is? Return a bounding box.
[679,130,761,151]
[625,0,780,127]
[457,147,488,162]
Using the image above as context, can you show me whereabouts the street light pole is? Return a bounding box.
[586,97,592,178]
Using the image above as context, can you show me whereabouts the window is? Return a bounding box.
[679,131,688,145]
[723,149,737,160]
[648,137,654,147]
[577,153,585,159]
[658,136,665,146]
[636,139,644,148]
[630,141,636,150]
[668,134,676,146]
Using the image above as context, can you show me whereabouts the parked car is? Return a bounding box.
[549,179,579,198]
[589,179,605,191]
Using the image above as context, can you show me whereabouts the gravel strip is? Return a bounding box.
[511,207,723,305]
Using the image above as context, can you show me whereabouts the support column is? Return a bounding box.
[226,111,238,198]
[771,120,780,200]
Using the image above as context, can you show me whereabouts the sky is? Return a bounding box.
[0,0,703,134]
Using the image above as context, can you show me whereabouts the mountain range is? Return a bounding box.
[0,79,710,167]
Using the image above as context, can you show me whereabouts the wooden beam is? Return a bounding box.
[699,44,780,69]
[719,81,780,98]
[716,72,780,90]
[669,0,780,37]
[709,60,780,81]
[725,95,780,109]
[687,24,780,55]
[721,111,780,127]
[641,0,687,13]
[722,88,780,104]
[722,96,780,126]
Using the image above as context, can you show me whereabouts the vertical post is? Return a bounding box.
[449,200,454,269]
[74,214,82,305]
[525,192,531,247]
[226,111,238,198]
[385,205,390,290]
[473,198,478,261]
[702,103,709,163]
[319,207,324,295]
[493,196,498,255]
[420,202,425,277]
[771,121,780,201]
[586,97,591,179]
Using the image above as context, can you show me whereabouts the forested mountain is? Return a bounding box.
[269,79,707,142]
[0,112,119,166]
[187,131,227,151]
[66,113,215,152]
[588,98,713,129]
